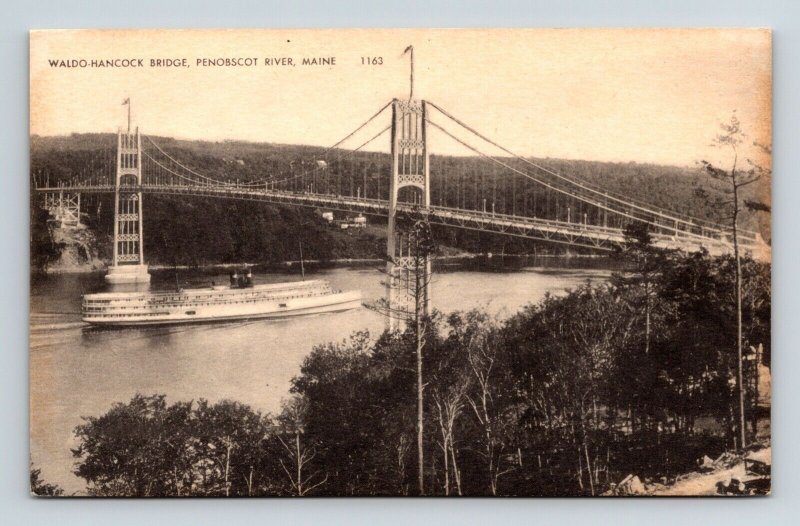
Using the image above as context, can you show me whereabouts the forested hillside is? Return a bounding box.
[30,133,769,270]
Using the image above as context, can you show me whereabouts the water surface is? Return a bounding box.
[30,257,614,493]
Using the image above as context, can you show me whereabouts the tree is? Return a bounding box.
[372,207,436,495]
[72,394,270,496]
[452,310,516,495]
[289,331,391,495]
[503,283,640,495]
[611,222,674,434]
[192,399,268,496]
[654,249,734,438]
[30,464,64,496]
[30,207,62,273]
[428,330,470,496]
[72,394,177,496]
[613,222,668,356]
[274,396,328,496]
[700,112,767,449]
[406,214,436,496]
[159,400,196,495]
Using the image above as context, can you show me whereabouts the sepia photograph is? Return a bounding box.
[29,28,771,497]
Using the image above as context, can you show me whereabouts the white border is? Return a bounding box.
[3,1,796,524]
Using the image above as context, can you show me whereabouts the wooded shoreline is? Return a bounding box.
[41,252,611,275]
[34,242,770,497]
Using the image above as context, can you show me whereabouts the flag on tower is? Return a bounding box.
[122,98,130,105]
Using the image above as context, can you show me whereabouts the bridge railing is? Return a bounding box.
[35,180,761,252]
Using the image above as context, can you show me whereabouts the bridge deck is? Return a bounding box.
[36,183,763,257]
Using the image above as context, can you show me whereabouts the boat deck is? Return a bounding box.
[81,279,361,326]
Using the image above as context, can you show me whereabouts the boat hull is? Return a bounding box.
[82,290,362,327]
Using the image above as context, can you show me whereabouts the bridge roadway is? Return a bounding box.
[36,183,750,255]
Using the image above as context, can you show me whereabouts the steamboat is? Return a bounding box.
[82,270,362,327]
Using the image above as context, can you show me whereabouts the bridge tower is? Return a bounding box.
[385,99,431,330]
[105,128,150,284]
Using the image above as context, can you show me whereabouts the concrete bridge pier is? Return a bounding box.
[106,264,151,285]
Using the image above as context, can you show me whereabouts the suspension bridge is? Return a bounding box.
[34,97,765,309]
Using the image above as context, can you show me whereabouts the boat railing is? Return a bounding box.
[83,281,330,303]
[83,286,342,311]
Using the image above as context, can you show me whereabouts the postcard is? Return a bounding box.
[29,28,771,497]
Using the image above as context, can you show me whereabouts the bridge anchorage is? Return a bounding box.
[106,128,150,284]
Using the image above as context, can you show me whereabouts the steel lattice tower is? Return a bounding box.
[385,99,431,330]
[105,128,150,284]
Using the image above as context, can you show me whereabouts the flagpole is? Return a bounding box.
[127,98,131,133]
[403,45,415,100]
[409,46,414,100]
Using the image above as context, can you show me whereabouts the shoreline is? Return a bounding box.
[43,252,611,275]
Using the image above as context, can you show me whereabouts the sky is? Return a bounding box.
[30,28,771,167]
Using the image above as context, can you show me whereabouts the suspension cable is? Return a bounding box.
[142,99,393,189]
[429,100,686,217]
[142,152,220,186]
[319,100,393,155]
[427,101,734,233]
[231,99,393,187]
[143,136,233,186]
[266,124,391,186]
[142,124,390,191]
[427,119,726,240]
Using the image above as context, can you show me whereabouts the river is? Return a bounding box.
[29,257,615,494]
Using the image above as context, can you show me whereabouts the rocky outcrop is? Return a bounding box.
[48,223,105,273]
